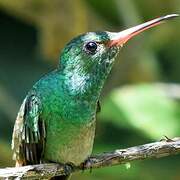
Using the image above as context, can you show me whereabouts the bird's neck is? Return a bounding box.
[59,66,108,103]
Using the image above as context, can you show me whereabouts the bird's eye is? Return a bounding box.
[85,41,98,54]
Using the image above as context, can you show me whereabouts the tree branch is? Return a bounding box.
[0,137,180,179]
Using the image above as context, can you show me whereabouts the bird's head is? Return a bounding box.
[59,14,178,96]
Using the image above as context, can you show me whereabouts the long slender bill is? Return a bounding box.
[108,14,179,47]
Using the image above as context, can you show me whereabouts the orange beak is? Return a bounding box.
[108,14,179,47]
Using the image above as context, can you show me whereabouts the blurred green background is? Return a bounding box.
[0,0,180,179]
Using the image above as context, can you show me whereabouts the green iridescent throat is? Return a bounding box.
[59,32,120,101]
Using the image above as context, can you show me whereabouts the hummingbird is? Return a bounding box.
[12,14,178,180]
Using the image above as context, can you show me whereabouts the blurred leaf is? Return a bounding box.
[100,83,180,139]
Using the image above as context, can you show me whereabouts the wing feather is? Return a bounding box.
[12,93,45,166]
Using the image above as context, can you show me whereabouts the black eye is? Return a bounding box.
[85,41,97,54]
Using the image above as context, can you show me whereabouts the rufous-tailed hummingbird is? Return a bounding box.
[12,14,179,180]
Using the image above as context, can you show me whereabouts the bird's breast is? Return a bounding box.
[44,117,96,165]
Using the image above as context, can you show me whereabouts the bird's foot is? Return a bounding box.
[63,162,75,176]
[81,157,94,173]
[160,135,174,142]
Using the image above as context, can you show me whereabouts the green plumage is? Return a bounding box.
[12,32,119,167]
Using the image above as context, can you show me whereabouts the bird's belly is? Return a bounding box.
[44,119,96,166]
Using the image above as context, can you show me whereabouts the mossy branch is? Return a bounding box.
[0,137,179,179]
